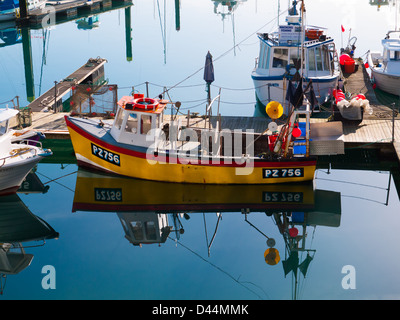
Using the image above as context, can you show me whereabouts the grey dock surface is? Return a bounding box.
[26,57,107,113]
[342,58,396,119]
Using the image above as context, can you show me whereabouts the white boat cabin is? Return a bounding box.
[381,33,400,73]
[117,212,171,246]
[110,95,166,147]
[255,30,337,79]
[0,108,18,138]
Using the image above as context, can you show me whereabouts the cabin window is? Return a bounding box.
[0,120,7,136]
[315,47,323,71]
[259,43,270,69]
[140,114,152,135]
[322,46,330,71]
[125,113,138,133]
[115,109,124,129]
[389,50,400,60]
[258,42,265,68]
[272,48,288,68]
[145,221,157,240]
[130,221,144,240]
[308,48,316,71]
[289,49,298,65]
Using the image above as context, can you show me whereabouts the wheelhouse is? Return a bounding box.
[255,33,337,79]
[110,95,166,147]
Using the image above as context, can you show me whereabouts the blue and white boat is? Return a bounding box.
[0,0,46,22]
[251,0,340,116]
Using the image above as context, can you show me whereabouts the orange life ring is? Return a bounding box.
[133,97,159,110]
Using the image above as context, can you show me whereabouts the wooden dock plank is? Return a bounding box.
[26,58,106,112]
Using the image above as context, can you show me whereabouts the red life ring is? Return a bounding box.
[133,97,159,110]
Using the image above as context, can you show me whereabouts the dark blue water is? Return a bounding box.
[1,0,400,300]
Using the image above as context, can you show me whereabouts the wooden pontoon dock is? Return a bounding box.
[26,57,107,113]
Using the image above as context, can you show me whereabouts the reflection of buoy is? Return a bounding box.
[268,121,278,132]
[264,248,280,265]
[266,101,283,119]
[289,227,299,238]
[266,238,276,248]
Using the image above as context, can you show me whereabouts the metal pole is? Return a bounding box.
[54,81,57,113]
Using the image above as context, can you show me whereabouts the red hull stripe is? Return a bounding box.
[66,116,317,168]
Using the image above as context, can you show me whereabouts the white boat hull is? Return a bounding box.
[369,68,400,96]
[0,155,42,195]
[367,38,400,96]
[252,74,339,114]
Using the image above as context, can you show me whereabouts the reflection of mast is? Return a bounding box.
[125,6,133,62]
[21,27,35,102]
[212,0,244,56]
[39,28,50,96]
[174,0,180,31]
[156,0,167,64]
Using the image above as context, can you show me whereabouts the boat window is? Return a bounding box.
[258,42,265,68]
[130,221,144,240]
[114,109,124,129]
[125,112,138,133]
[145,221,157,240]
[323,46,330,71]
[0,120,8,136]
[140,114,152,135]
[316,47,323,71]
[389,50,400,60]
[272,48,288,68]
[308,48,316,71]
[259,43,270,69]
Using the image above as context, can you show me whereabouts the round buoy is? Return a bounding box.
[292,127,302,138]
[264,248,280,265]
[266,101,283,119]
[268,121,278,132]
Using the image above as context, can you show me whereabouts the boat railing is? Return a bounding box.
[0,139,47,166]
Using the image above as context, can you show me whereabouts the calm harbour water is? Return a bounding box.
[1,0,400,300]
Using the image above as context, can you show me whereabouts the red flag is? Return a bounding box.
[341,25,345,32]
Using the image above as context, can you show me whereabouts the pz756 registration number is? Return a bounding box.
[91,143,120,166]
[263,168,304,178]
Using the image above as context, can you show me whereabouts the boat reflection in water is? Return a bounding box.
[0,193,59,294]
[72,169,341,269]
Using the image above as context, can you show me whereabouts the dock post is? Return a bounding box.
[19,0,28,19]
[146,81,149,97]
[392,103,395,143]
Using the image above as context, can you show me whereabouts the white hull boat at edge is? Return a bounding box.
[367,30,400,96]
[0,107,52,195]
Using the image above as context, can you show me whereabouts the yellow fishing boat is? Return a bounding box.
[65,92,342,184]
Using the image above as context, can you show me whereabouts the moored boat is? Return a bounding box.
[65,89,344,185]
[0,107,52,195]
[367,30,400,96]
[251,0,340,116]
